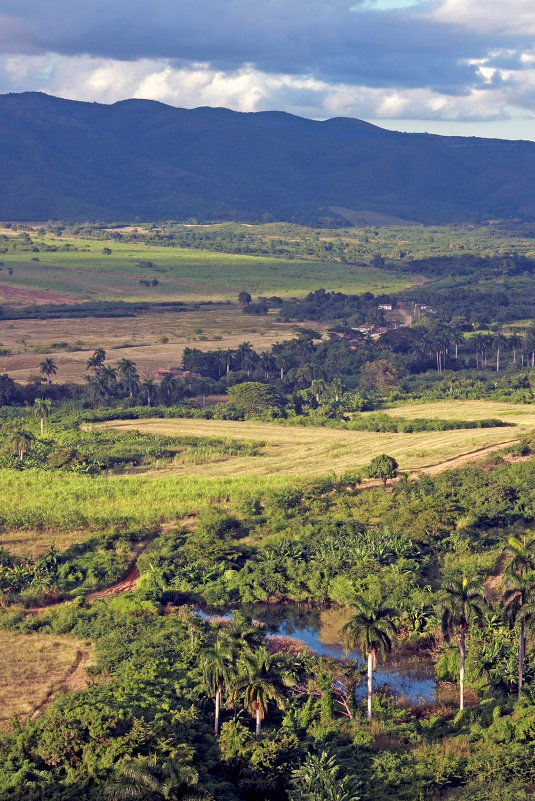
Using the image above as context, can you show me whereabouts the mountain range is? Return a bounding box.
[1,91,535,225]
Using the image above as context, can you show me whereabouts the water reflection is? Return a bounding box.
[199,602,436,703]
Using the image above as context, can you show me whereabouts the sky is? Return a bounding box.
[0,0,535,140]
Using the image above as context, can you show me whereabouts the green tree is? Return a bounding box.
[6,428,34,461]
[39,357,57,386]
[340,596,396,721]
[117,358,140,398]
[503,574,535,698]
[289,751,360,801]
[502,536,535,698]
[366,454,398,487]
[231,646,292,737]
[141,378,157,408]
[439,577,488,710]
[33,398,51,435]
[86,348,106,373]
[200,637,234,735]
[105,754,212,800]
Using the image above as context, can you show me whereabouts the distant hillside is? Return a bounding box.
[1,92,535,225]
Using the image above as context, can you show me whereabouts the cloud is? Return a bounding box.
[2,52,534,125]
[0,0,534,132]
[0,0,506,91]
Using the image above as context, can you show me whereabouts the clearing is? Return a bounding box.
[0,630,94,727]
[0,305,304,384]
[99,409,528,477]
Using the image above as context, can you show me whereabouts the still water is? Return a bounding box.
[199,602,436,703]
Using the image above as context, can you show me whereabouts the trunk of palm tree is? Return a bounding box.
[40,417,44,436]
[255,708,262,738]
[215,685,222,735]
[459,627,466,711]
[513,347,517,363]
[367,650,374,721]
[496,347,500,372]
[519,619,525,699]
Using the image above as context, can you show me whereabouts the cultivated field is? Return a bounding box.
[0,528,91,558]
[384,400,535,425]
[0,631,94,727]
[99,410,529,477]
[0,305,303,383]
[0,237,418,304]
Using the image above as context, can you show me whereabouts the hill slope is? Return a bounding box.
[1,92,535,224]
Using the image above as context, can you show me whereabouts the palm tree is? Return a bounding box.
[33,398,51,435]
[105,754,212,800]
[502,535,535,698]
[330,378,343,402]
[199,637,234,735]
[503,535,535,581]
[439,577,488,711]
[86,348,106,373]
[340,596,397,721]
[310,378,328,403]
[7,429,34,461]
[510,333,523,364]
[231,646,292,737]
[141,378,157,408]
[503,572,535,698]
[39,357,57,386]
[160,372,181,403]
[117,358,140,398]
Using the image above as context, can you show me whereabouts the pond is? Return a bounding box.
[199,602,436,703]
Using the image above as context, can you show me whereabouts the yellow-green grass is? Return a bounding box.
[99,416,524,477]
[0,237,418,303]
[0,305,302,384]
[381,400,535,426]
[0,631,94,727]
[0,529,91,558]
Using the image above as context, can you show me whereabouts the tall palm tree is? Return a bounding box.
[502,535,535,698]
[33,398,51,435]
[503,572,535,698]
[86,348,106,373]
[39,357,57,386]
[117,359,140,398]
[105,755,212,800]
[141,378,157,408]
[330,378,343,402]
[340,596,397,721]
[7,429,34,461]
[439,576,488,711]
[199,637,234,735]
[231,646,291,737]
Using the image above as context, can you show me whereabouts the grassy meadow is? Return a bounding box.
[0,631,94,727]
[99,408,526,478]
[0,236,417,303]
[0,304,302,383]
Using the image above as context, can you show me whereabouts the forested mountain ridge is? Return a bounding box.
[1,91,535,224]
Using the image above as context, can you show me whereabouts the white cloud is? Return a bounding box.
[431,0,535,35]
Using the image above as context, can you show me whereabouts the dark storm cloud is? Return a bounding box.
[0,0,513,93]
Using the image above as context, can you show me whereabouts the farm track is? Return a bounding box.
[29,646,92,720]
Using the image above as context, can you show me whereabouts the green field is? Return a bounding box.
[99,405,530,478]
[0,237,419,303]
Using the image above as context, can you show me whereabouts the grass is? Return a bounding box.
[0,630,94,727]
[0,237,417,303]
[0,529,92,558]
[99,413,526,478]
[382,399,535,425]
[0,305,302,384]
